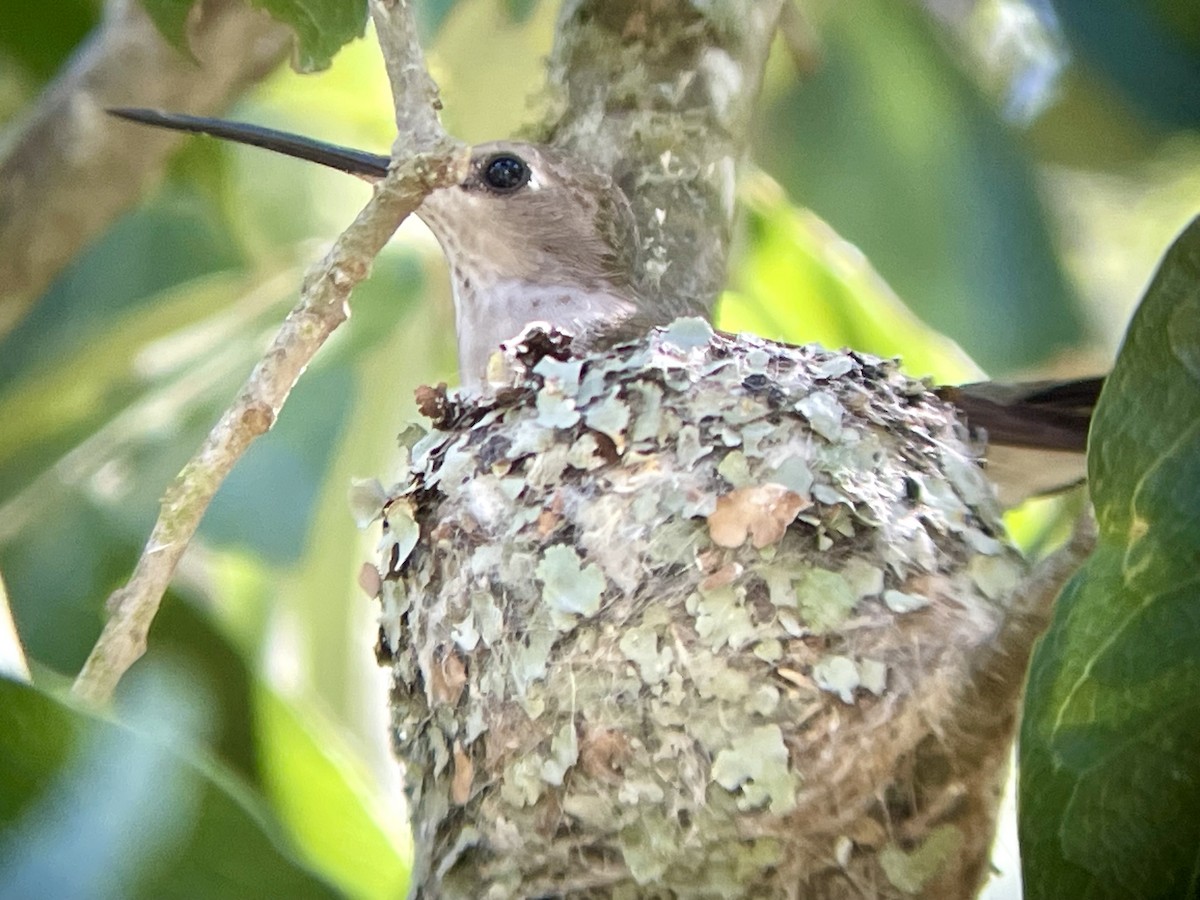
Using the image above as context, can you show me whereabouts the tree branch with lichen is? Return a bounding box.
[70,0,468,706]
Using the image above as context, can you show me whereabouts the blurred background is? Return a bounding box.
[1,0,1197,896]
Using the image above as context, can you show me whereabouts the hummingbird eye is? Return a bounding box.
[482,154,530,192]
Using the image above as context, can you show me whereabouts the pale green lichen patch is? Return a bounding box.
[674,423,709,468]
[879,824,964,893]
[629,382,664,442]
[536,544,606,617]
[535,385,582,429]
[968,554,1024,601]
[660,315,715,351]
[583,388,631,447]
[380,498,419,573]
[711,724,798,815]
[500,755,546,808]
[532,355,584,395]
[792,565,859,633]
[813,655,861,703]
[796,390,844,442]
[883,589,930,613]
[539,722,579,786]
[859,658,888,695]
[619,812,676,884]
[692,584,757,650]
[619,625,674,682]
[842,558,885,598]
[769,455,815,495]
[716,450,752,487]
[348,477,387,528]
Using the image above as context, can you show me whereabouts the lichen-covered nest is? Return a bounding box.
[363,320,1026,899]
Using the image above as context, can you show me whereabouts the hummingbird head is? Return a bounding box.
[417,141,647,384]
[106,110,653,385]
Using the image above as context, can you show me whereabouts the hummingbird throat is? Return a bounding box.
[449,271,639,387]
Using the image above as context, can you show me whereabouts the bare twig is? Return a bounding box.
[371,0,449,154]
[71,0,467,705]
[545,0,785,319]
[0,0,292,340]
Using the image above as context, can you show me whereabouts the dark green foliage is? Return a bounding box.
[755,0,1082,371]
[1052,0,1200,127]
[0,676,342,900]
[138,0,368,71]
[1019,217,1200,900]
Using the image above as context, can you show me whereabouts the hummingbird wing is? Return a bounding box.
[938,376,1103,506]
[108,108,390,180]
[937,376,1101,452]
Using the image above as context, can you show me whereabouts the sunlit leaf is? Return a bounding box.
[720,174,983,385]
[257,689,410,899]
[1019,217,1200,899]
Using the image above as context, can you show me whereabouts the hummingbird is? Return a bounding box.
[108,107,1099,504]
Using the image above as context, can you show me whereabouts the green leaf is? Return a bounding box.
[0,675,341,900]
[250,0,368,72]
[137,0,196,55]
[1053,0,1200,128]
[257,688,410,899]
[0,0,98,82]
[720,175,983,385]
[414,0,461,41]
[138,0,367,71]
[1019,217,1200,900]
[754,0,1082,371]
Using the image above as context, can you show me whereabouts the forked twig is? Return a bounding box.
[72,0,467,705]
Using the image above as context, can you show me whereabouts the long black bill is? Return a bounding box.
[108,108,390,181]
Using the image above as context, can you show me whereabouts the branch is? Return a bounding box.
[0,0,292,340]
[544,0,785,317]
[71,0,467,706]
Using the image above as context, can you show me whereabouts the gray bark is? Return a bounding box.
[542,0,785,321]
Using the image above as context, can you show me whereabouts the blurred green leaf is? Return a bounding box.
[756,0,1082,372]
[0,674,341,900]
[138,0,367,71]
[720,174,983,384]
[1019,217,1200,899]
[137,0,195,54]
[0,0,99,82]
[1052,0,1200,128]
[0,188,243,387]
[204,365,355,565]
[502,0,539,25]
[414,0,461,41]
